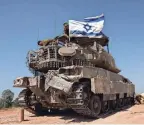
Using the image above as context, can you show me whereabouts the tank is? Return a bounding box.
[13,33,135,118]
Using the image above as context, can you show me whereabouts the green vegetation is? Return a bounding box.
[0,89,19,109]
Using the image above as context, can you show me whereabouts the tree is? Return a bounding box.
[12,97,20,107]
[1,89,14,108]
[0,98,4,109]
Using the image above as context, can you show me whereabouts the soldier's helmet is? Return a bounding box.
[63,22,69,26]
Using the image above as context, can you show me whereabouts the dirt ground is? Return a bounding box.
[0,104,144,124]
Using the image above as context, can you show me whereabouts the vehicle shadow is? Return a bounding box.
[30,109,96,122]
[60,105,132,123]
[30,105,133,123]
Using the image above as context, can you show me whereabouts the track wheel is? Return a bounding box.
[123,98,127,106]
[89,95,101,116]
[111,100,117,110]
[101,101,110,113]
[120,98,124,107]
[117,98,123,108]
[130,97,135,105]
[126,98,131,105]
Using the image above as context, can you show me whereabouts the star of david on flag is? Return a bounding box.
[69,14,104,38]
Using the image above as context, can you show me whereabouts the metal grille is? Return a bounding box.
[27,45,95,72]
[43,49,48,59]
[38,45,63,61]
[49,47,56,59]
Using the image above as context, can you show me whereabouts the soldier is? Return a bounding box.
[55,22,69,39]
[37,39,54,46]
[37,22,69,47]
[63,22,69,37]
[37,40,43,46]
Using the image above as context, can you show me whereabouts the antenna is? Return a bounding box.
[54,12,57,35]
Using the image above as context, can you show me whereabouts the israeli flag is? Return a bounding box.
[69,14,104,38]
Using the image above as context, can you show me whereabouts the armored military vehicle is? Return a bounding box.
[13,30,135,118]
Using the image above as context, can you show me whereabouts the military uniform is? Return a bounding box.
[38,39,55,46]
[38,22,69,47]
[63,22,69,37]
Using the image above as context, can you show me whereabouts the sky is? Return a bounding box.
[0,0,144,97]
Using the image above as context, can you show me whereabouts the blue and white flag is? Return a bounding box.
[69,14,104,38]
